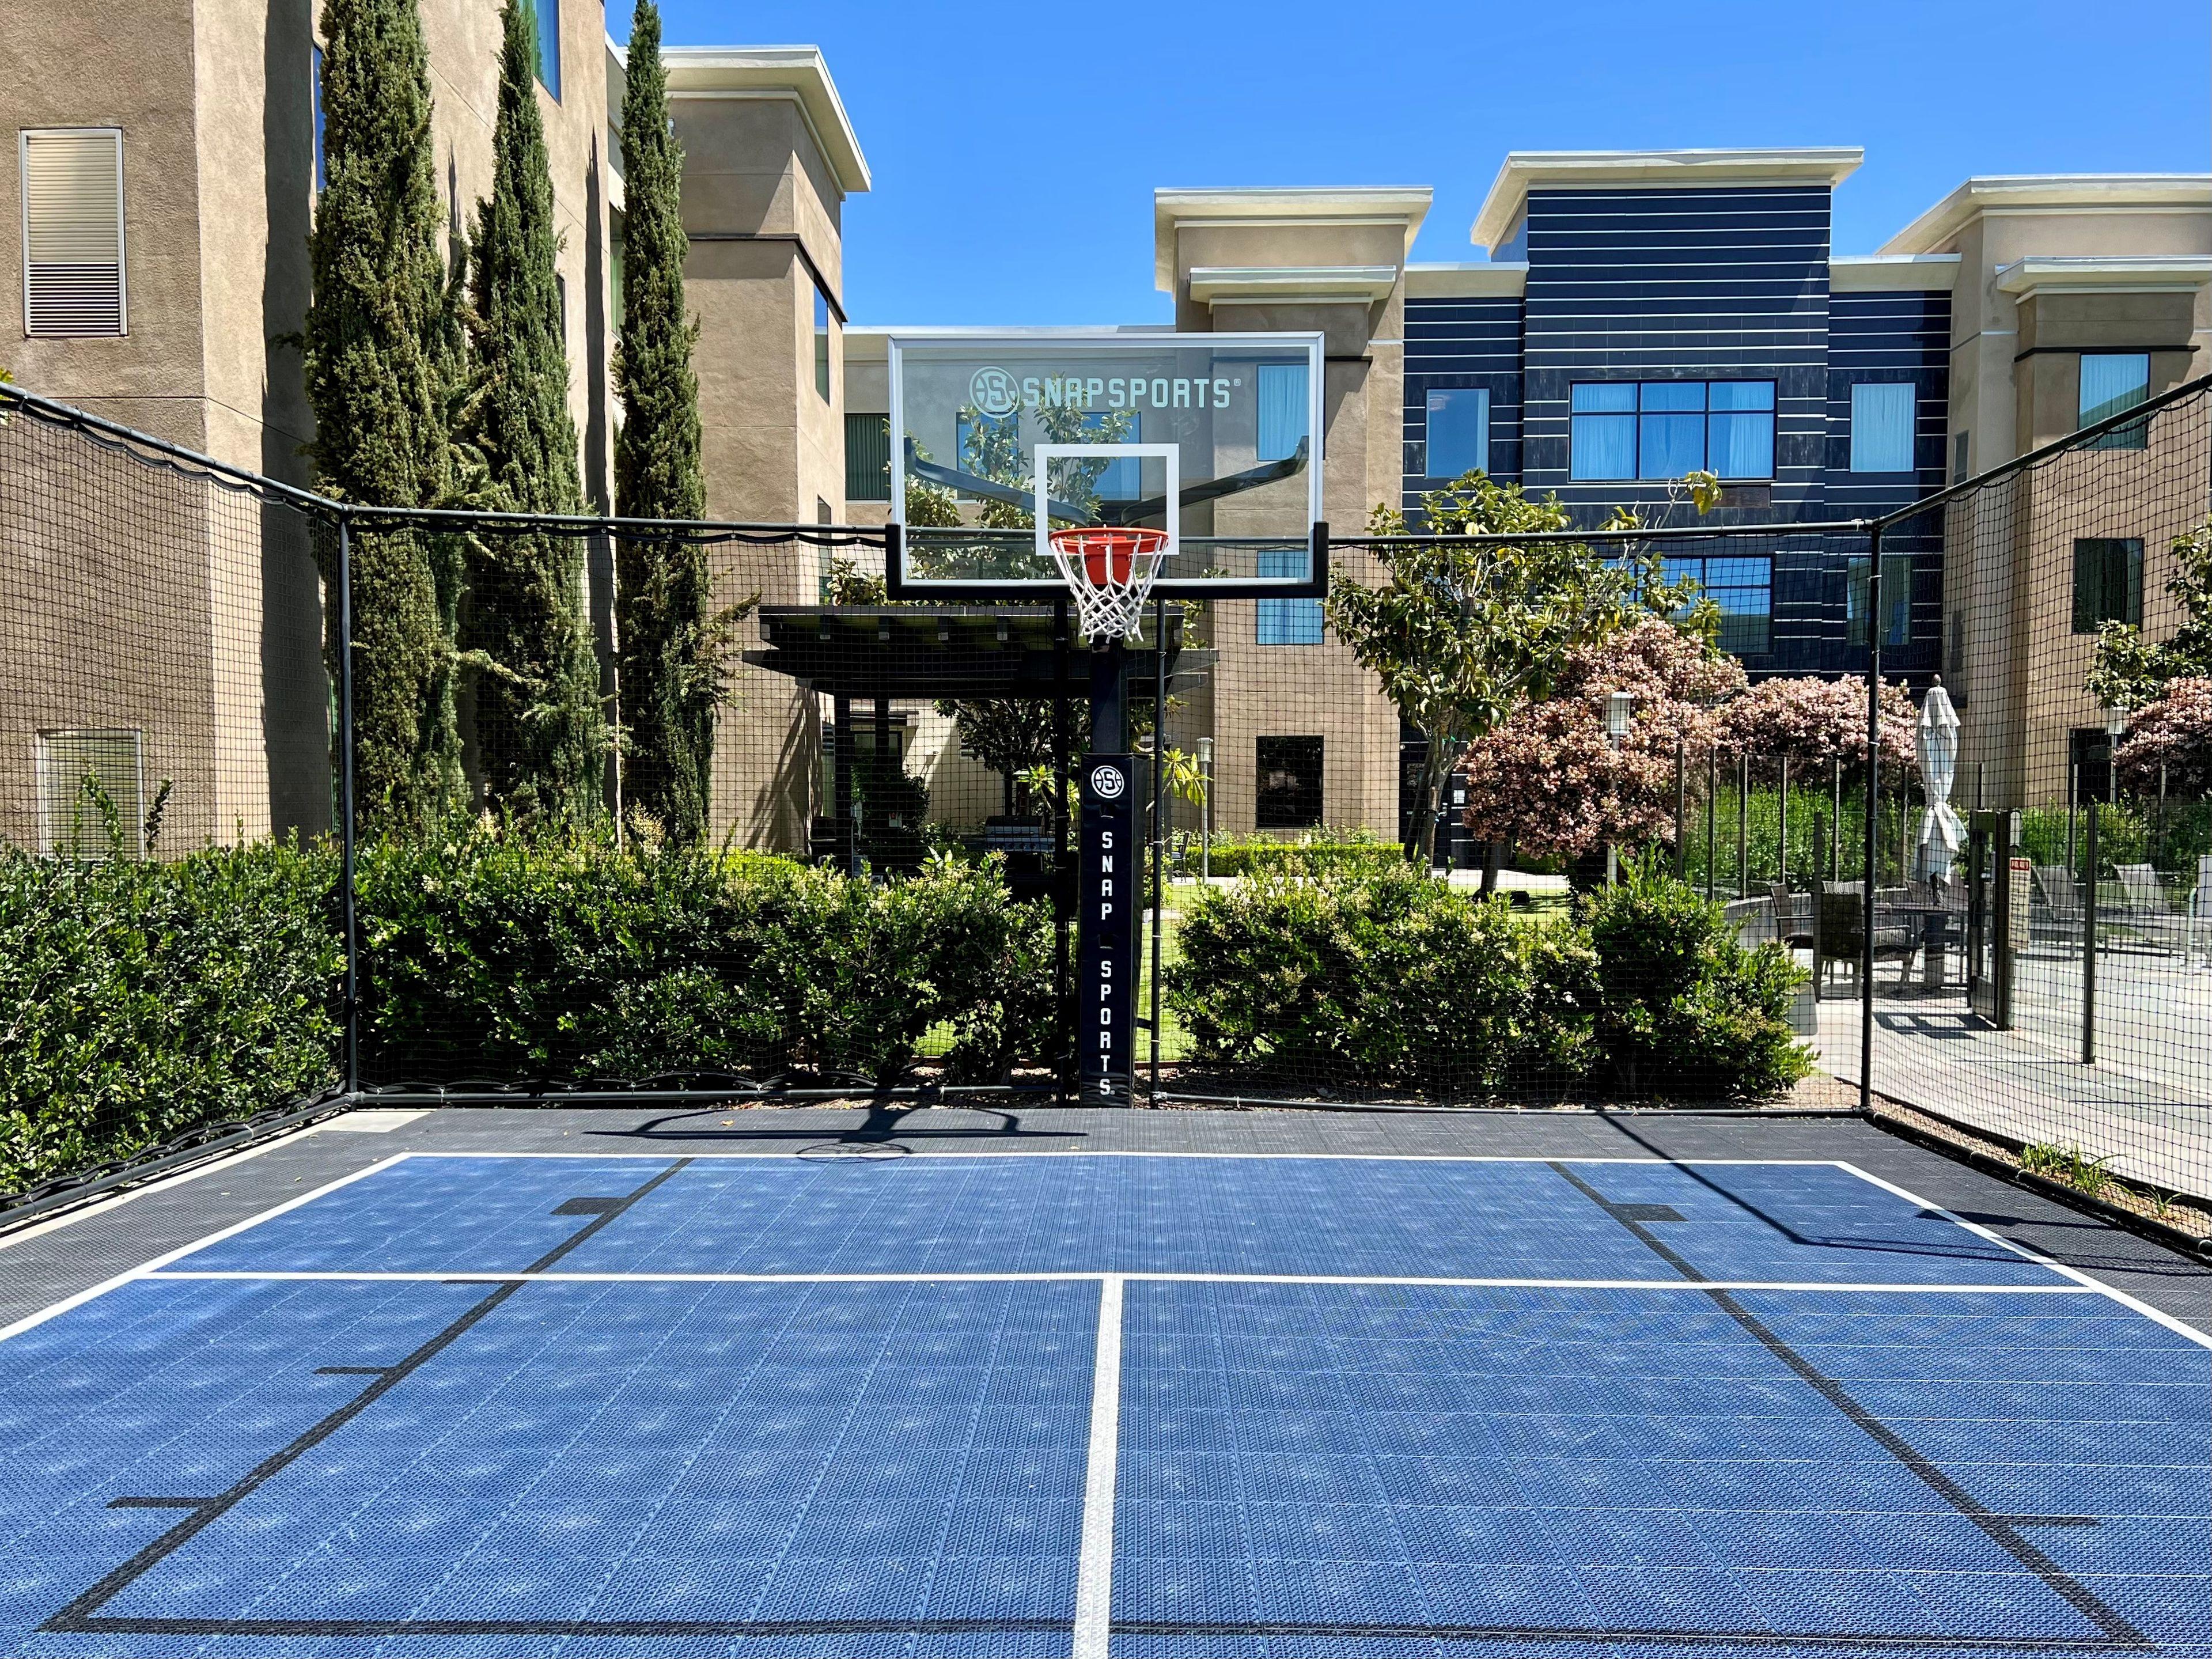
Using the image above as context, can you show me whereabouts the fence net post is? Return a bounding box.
[1859,522,1881,1116]
[335,507,361,1099]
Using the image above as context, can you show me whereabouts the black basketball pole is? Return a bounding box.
[1150,595,1168,1102]
[1078,635,1138,1105]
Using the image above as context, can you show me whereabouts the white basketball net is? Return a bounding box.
[1046,528,1172,642]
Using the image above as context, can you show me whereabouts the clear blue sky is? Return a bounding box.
[644,0,2210,327]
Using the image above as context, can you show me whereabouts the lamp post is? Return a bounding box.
[1603,691,1635,885]
[1196,736,1214,882]
[2104,706,2127,808]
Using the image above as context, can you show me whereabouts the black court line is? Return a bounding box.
[1547,1161,2150,1650]
[43,1158,694,1636]
[1109,1622,2140,1650]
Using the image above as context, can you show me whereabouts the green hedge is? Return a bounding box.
[1165,860,1810,1101]
[356,838,1056,1086]
[1169,830,1406,880]
[0,840,344,1196]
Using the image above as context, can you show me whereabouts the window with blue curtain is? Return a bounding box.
[312,46,325,194]
[1256,548,1323,645]
[1849,382,1916,472]
[1257,363,1308,462]
[813,285,831,402]
[2080,353,2150,450]
[1424,387,1490,479]
[1639,554,1772,657]
[1081,410,1142,501]
[1570,383,1636,480]
[1846,554,1916,649]
[1571,381,1775,480]
[533,0,561,97]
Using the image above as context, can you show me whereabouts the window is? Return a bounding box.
[1849,382,1916,473]
[1424,387,1490,479]
[1256,549,1323,646]
[312,46,326,195]
[36,729,143,859]
[817,497,832,527]
[2072,538,2143,633]
[1255,736,1323,829]
[845,412,891,501]
[1628,554,1771,657]
[2069,728,2115,805]
[1257,362,1308,463]
[1570,381,1774,481]
[1846,554,1915,650]
[1952,430,1971,484]
[533,0,561,97]
[812,283,831,402]
[20,128,126,336]
[2080,353,2150,450]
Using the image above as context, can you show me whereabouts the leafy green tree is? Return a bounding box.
[1335,472,1702,870]
[302,0,466,830]
[611,0,713,842]
[462,0,607,827]
[2089,516,2212,710]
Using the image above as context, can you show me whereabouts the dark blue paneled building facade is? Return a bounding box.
[1404,150,1950,681]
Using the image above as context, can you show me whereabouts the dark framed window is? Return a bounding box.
[1256,549,1323,645]
[533,0,561,97]
[1848,382,1916,473]
[812,283,831,402]
[1255,736,1323,829]
[2072,538,2143,632]
[1570,380,1775,481]
[1846,554,1915,650]
[2079,353,2150,450]
[1424,387,1490,479]
[312,46,326,194]
[1671,555,1772,656]
[1257,363,1309,463]
[845,412,891,501]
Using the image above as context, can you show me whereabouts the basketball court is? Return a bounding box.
[2,1108,2207,1658]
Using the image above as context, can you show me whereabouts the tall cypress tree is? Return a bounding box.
[302,0,465,832]
[612,0,711,842]
[463,0,607,827]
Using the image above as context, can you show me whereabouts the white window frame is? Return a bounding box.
[36,727,145,859]
[19,126,127,338]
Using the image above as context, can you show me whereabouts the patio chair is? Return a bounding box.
[2113,862,2190,955]
[1769,883,1813,952]
[1812,881,1917,998]
[2032,865,2085,942]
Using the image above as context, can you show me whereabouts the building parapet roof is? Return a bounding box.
[657,46,870,195]
[1404,262,1528,299]
[1153,187,1431,291]
[1995,255,2212,299]
[1830,254,1961,293]
[1880,175,2212,255]
[1469,148,1863,253]
[1186,265,1401,305]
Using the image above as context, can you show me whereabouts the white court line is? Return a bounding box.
[142,1268,2100,1295]
[0,1153,416,1346]
[1833,1162,2212,1352]
[1071,1275,1123,1659]
[392,1149,1843,1165]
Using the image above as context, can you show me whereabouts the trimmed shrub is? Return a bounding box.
[0,840,344,1196]
[1170,829,1404,880]
[356,835,1054,1086]
[1164,863,1596,1096]
[1582,858,1812,1099]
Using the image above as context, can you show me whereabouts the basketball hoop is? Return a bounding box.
[1047,525,1171,641]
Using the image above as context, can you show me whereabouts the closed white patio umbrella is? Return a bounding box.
[1916,681,1965,882]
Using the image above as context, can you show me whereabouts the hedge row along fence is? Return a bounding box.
[2,836,1815,1200]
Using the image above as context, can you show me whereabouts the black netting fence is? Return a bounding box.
[5,378,2211,1234]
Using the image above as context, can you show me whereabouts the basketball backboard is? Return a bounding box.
[885,329,1325,599]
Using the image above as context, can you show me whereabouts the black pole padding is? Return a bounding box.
[1859,526,1882,1115]
[335,511,361,1099]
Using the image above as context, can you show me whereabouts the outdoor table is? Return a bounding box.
[1888,902,1964,990]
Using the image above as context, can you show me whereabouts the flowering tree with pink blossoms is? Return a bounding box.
[2116,677,2212,797]
[1715,674,1916,785]
[1459,619,1747,861]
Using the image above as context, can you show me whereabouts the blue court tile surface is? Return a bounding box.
[0,1152,2203,1659]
